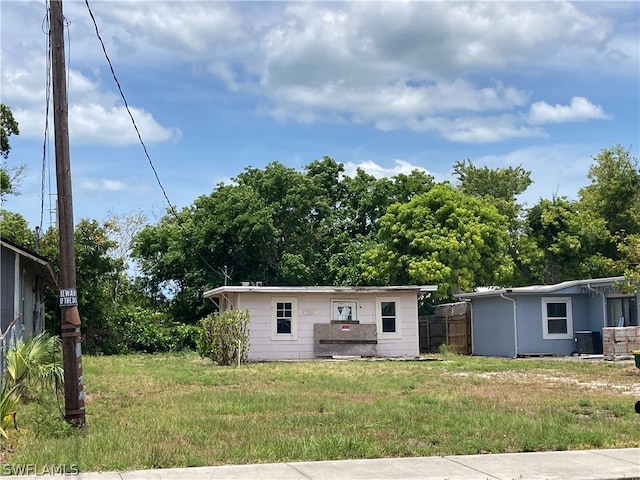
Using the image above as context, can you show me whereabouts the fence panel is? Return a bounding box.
[419,303,471,354]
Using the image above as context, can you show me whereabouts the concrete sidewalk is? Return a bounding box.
[5,448,639,479]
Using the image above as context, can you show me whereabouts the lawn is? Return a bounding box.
[2,352,639,473]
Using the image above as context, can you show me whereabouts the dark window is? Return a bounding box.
[546,302,568,334]
[276,302,293,334]
[381,301,396,333]
[547,318,567,334]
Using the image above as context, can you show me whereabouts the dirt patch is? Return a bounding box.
[448,370,640,396]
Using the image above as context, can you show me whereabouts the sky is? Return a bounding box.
[1,0,639,232]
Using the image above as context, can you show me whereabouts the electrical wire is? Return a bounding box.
[83,0,177,218]
[82,0,226,280]
[40,6,52,234]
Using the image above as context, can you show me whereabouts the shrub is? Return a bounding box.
[198,310,250,366]
[100,305,200,354]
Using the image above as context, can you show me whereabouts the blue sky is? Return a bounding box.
[1,0,639,231]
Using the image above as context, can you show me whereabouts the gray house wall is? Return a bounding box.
[0,246,16,332]
[514,294,587,356]
[466,278,639,358]
[470,297,515,357]
[1,239,56,337]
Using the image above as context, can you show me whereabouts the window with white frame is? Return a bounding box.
[376,297,401,339]
[541,297,573,340]
[332,300,358,322]
[271,298,297,340]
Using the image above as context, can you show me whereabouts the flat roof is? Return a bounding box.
[204,285,437,298]
[455,276,626,299]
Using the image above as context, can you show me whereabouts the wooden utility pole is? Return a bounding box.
[50,0,86,427]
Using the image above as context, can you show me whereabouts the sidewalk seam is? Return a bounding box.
[285,462,314,480]
[442,456,502,480]
[588,449,640,465]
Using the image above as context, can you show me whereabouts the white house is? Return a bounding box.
[202,285,437,361]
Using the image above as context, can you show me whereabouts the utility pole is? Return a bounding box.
[49,0,86,427]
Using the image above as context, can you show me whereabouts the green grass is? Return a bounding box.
[2,352,639,472]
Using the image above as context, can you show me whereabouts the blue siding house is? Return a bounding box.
[456,277,639,358]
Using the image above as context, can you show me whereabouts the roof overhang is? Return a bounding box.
[455,276,626,300]
[1,237,57,288]
[203,285,437,299]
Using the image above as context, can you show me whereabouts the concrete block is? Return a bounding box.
[314,323,377,358]
[626,342,640,352]
[614,342,631,355]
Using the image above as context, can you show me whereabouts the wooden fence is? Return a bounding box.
[419,302,471,355]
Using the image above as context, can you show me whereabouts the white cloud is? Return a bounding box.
[101,2,247,59]
[78,178,128,192]
[343,159,428,179]
[251,1,627,142]
[425,116,547,144]
[1,1,635,146]
[528,97,611,124]
[68,104,180,146]
[4,54,179,146]
[14,102,180,147]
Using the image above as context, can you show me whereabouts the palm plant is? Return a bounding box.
[0,383,20,439]
[5,332,64,395]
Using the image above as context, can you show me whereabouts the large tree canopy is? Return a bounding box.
[131,158,435,322]
[1,143,635,353]
[362,183,511,300]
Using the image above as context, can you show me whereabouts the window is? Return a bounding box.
[271,298,297,340]
[332,300,358,322]
[542,297,573,340]
[607,296,638,327]
[376,297,401,339]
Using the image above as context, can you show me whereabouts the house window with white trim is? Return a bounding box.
[376,297,401,339]
[332,300,358,322]
[542,297,573,340]
[271,298,297,340]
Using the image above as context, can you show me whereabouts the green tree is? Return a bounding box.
[453,159,533,284]
[132,158,442,323]
[362,183,511,299]
[524,195,615,284]
[0,210,34,248]
[0,104,25,199]
[453,159,532,207]
[578,145,640,242]
[617,233,640,293]
[39,220,128,353]
[0,104,19,159]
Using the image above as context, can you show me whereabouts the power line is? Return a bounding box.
[40,6,52,233]
[82,0,228,281]
[83,0,177,218]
